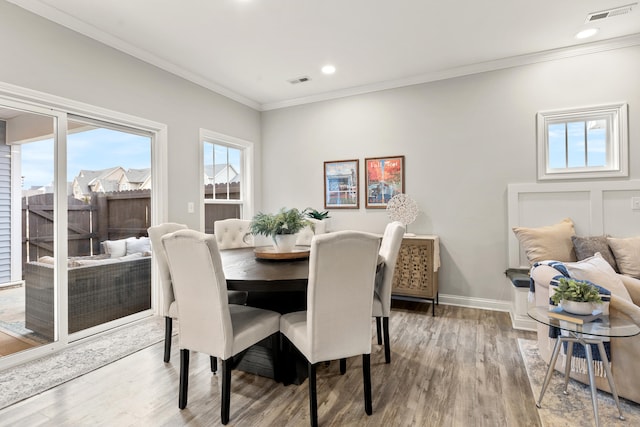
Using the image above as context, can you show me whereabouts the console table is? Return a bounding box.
[391,235,440,316]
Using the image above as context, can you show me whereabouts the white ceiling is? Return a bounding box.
[8,0,640,111]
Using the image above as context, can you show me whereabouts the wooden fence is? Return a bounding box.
[23,190,150,264]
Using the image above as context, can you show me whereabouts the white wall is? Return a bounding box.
[261,45,640,303]
[0,1,261,229]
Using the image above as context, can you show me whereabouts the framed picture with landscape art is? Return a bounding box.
[324,159,359,209]
[365,155,405,208]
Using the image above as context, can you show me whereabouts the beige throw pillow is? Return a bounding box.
[512,218,577,265]
[607,236,640,278]
[565,252,631,302]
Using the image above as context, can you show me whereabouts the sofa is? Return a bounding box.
[514,218,640,404]
[25,237,152,340]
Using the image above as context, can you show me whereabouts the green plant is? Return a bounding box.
[303,207,330,220]
[550,277,603,305]
[249,208,312,240]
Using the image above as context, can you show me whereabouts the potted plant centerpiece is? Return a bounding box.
[249,208,312,252]
[550,277,603,315]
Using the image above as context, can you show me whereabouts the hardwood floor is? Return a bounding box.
[0,302,541,426]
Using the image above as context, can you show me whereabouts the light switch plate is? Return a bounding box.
[632,197,640,210]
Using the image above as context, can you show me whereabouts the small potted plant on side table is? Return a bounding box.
[550,277,603,315]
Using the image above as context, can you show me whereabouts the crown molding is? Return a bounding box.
[260,33,640,111]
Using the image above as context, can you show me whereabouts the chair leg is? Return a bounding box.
[164,317,172,363]
[340,358,346,375]
[375,317,382,345]
[179,349,189,409]
[362,354,372,415]
[210,356,217,374]
[271,333,281,382]
[383,317,391,364]
[308,362,318,427]
[221,357,232,425]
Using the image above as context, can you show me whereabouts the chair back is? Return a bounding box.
[162,229,233,358]
[307,230,380,363]
[377,221,406,315]
[214,218,254,249]
[148,223,188,317]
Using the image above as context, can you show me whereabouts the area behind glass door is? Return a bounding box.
[65,118,152,338]
[0,106,57,357]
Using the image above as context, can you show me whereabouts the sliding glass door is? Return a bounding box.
[0,97,158,366]
[65,117,152,338]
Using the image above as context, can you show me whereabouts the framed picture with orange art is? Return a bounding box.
[365,155,405,209]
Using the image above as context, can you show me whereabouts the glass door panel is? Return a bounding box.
[65,118,152,337]
[0,106,57,357]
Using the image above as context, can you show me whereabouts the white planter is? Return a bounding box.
[561,300,594,315]
[273,234,297,252]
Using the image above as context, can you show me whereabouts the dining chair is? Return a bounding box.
[148,223,247,366]
[372,221,405,363]
[161,229,281,425]
[280,230,381,427]
[214,218,254,249]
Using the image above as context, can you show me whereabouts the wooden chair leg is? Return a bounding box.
[362,354,372,415]
[383,317,391,364]
[210,356,217,374]
[340,358,346,375]
[221,357,232,425]
[308,362,318,427]
[375,317,382,345]
[179,349,189,409]
[164,317,172,363]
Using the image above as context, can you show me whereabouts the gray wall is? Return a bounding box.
[261,45,640,303]
[0,1,261,229]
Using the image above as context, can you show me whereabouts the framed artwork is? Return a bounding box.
[365,155,405,208]
[324,159,359,209]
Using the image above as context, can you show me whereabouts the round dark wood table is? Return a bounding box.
[220,247,309,293]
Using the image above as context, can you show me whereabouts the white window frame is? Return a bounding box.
[199,129,254,231]
[536,102,628,180]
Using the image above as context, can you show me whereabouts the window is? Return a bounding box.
[201,129,253,234]
[537,103,628,180]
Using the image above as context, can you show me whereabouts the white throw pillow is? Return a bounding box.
[102,237,135,258]
[607,236,640,278]
[565,252,631,302]
[126,237,151,255]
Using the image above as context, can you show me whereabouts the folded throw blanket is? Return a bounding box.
[531,260,611,377]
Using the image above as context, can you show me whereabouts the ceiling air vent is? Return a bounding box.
[287,76,311,85]
[585,3,636,22]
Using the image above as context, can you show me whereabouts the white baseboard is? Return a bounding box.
[438,293,511,312]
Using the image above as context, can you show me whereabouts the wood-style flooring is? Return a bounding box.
[0,302,541,427]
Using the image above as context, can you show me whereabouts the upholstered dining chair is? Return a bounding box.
[148,223,247,365]
[214,218,254,249]
[280,231,381,427]
[161,229,281,425]
[372,221,405,363]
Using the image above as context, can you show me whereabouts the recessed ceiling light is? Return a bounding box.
[321,65,336,75]
[575,28,599,39]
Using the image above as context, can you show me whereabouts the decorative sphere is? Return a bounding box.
[386,194,418,226]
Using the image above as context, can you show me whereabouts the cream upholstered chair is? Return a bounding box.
[372,221,405,363]
[148,223,188,363]
[214,218,254,249]
[280,231,380,427]
[148,223,247,365]
[161,229,281,424]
